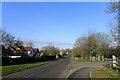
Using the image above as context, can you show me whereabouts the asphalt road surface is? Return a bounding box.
[3,55,71,78]
[68,67,91,80]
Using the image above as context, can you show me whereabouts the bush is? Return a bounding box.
[2,55,57,66]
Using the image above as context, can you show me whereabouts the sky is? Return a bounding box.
[2,2,113,49]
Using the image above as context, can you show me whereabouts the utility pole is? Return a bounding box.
[118,2,120,58]
[117,2,120,56]
[118,2,120,76]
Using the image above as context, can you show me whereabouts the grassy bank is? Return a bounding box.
[90,67,118,79]
[1,61,49,76]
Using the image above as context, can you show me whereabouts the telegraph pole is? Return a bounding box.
[118,2,120,58]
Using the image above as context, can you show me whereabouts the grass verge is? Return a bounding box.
[1,61,49,76]
[72,59,105,63]
[90,67,118,79]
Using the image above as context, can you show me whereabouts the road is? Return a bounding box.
[68,67,91,79]
[2,55,105,79]
[3,55,71,78]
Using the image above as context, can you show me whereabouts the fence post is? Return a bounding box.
[112,55,117,67]
[102,56,104,61]
[110,60,112,69]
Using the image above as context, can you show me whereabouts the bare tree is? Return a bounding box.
[0,27,2,44]
[86,33,97,52]
[71,47,81,58]
[105,2,118,14]
[14,38,24,47]
[106,2,119,44]
[27,41,34,47]
[75,33,97,54]
[106,2,120,58]
[96,33,110,57]
[42,45,59,56]
[73,32,110,60]
[75,36,87,48]
[1,30,15,48]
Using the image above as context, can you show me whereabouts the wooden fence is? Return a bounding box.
[105,57,120,71]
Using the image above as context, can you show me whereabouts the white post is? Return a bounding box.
[56,55,59,59]
[98,56,101,61]
[93,57,95,61]
[102,56,104,61]
[112,55,117,67]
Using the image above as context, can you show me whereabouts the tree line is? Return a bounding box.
[0,29,71,65]
[71,32,113,60]
[71,2,120,60]
[0,29,69,57]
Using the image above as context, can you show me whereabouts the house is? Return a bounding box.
[5,45,24,56]
[33,48,39,55]
[3,45,23,59]
[10,45,21,55]
[24,47,35,57]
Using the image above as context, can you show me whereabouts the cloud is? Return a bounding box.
[17,36,73,49]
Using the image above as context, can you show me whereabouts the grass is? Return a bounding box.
[90,67,118,79]
[72,59,105,63]
[1,61,49,76]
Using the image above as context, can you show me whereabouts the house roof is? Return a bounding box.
[24,47,33,51]
[11,45,21,51]
[34,48,39,52]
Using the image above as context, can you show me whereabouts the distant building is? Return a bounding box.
[24,47,35,57]
[33,48,39,54]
